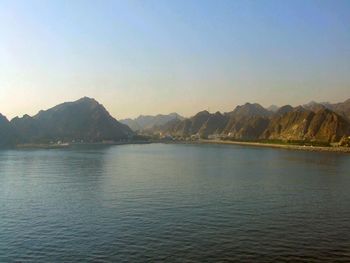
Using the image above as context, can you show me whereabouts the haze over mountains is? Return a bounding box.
[120,113,184,132]
[0,97,350,147]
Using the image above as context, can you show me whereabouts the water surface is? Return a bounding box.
[0,143,350,262]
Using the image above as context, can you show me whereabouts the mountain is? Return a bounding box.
[303,99,350,121]
[157,103,271,139]
[223,115,270,140]
[154,110,226,138]
[120,118,142,131]
[275,105,294,116]
[198,112,229,137]
[2,97,350,147]
[153,100,350,144]
[169,111,212,137]
[11,97,133,143]
[151,118,183,135]
[228,103,272,118]
[0,114,16,147]
[303,101,328,112]
[263,107,350,143]
[120,113,184,132]
[328,99,350,121]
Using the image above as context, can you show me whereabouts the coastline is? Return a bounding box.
[195,139,350,153]
[15,140,152,149]
[11,139,350,154]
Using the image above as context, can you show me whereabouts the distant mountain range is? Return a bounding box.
[154,99,350,144]
[0,97,133,147]
[0,97,349,148]
[120,113,184,132]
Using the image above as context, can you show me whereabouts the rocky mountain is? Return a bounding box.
[262,107,348,142]
[168,111,212,137]
[198,112,229,137]
[228,103,272,118]
[223,115,270,140]
[1,97,349,147]
[0,114,16,147]
[153,110,226,138]
[328,99,350,121]
[222,103,272,137]
[11,97,133,143]
[120,113,184,132]
[303,101,327,112]
[275,105,294,116]
[158,103,272,139]
[303,99,350,121]
[155,100,350,144]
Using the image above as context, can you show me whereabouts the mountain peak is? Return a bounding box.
[194,110,210,117]
[275,105,294,116]
[76,97,99,105]
[232,103,271,118]
[11,97,132,143]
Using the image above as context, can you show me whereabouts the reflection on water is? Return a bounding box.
[0,144,350,262]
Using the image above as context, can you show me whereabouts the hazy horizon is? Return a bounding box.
[3,95,350,121]
[1,0,349,119]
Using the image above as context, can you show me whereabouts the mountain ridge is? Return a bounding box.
[153,100,350,144]
[10,97,133,144]
[120,112,184,132]
[0,97,349,147]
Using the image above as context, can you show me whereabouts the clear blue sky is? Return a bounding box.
[0,0,349,119]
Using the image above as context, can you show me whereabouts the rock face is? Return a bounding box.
[11,97,133,143]
[120,113,184,132]
[171,111,212,137]
[198,112,229,138]
[328,99,350,121]
[275,105,294,116]
[1,97,350,146]
[303,99,350,121]
[224,116,270,140]
[262,108,350,142]
[263,107,314,141]
[222,103,272,139]
[155,101,350,143]
[157,103,272,139]
[0,114,16,147]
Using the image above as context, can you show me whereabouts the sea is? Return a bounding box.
[0,143,349,262]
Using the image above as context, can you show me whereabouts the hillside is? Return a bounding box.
[154,101,350,144]
[0,114,16,147]
[11,97,133,143]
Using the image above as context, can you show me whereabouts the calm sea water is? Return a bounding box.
[0,143,350,262]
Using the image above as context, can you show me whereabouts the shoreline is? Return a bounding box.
[195,139,350,153]
[11,139,350,154]
[15,140,152,149]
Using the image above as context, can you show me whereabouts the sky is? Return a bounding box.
[0,0,350,119]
